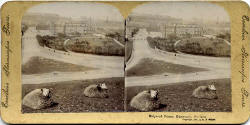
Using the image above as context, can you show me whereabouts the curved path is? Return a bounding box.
[22,27,124,84]
[22,28,123,69]
[63,39,70,52]
[125,29,231,87]
[113,38,125,47]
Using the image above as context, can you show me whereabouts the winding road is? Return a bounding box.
[125,29,231,87]
[22,27,124,84]
[22,27,231,86]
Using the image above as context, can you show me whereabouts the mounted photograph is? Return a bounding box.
[21,2,125,113]
[125,2,231,112]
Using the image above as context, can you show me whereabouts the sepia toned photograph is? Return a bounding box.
[2,0,250,123]
[21,2,125,113]
[125,2,231,112]
[20,1,232,113]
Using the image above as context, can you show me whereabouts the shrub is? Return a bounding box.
[147,37,176,52]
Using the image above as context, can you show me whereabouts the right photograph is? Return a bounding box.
[125,2,231,112]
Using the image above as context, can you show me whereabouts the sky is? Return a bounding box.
[26,2,124,21]
[26,2,230,23]
[131,2,230,22]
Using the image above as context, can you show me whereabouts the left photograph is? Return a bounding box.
[21,2,125,113]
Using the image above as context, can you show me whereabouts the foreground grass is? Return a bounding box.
[126,58,206,77]
[22,56,95,75]
[22,77,124,113]
[126,78,231,112]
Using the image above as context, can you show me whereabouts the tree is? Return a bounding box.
[21,24,28,36]
[216,34,226,39]
[205,47,213,55]
[167,33,178,42]
[95,46,102,54]
[57,33,66,38]
[36,35,44,46]
[225,32,231,42]
[185,32,192,38]
[131,28,139,37]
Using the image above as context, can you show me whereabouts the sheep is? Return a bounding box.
[130,90,160,111]
[83,83,109,98]
[22,88,54,109]
[192,85,218,99]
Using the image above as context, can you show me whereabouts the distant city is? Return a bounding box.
[126,13,230,39]
[22,12,124,36]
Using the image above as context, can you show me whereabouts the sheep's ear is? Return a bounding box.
[207,85,213,90]
[209,85,216,90]
[41,89,43,92]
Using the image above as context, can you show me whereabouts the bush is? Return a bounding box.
[57,33,67,38]
[68,39,124,56]
[106,32,125,45]
[21,24,28,36]
[36,34,124,56]
[216,32,231,43]
[176,37,230,57]
[147,37,176,52]
[36,35,65,51]
[131,28,139,37]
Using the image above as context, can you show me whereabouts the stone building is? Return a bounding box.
[49,21,95,36]
[162,24,204,38]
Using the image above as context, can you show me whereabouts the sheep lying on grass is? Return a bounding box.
[192,85,218,99]
[83,83,109,98]
[130,90,160,111]
[22,88,55,109]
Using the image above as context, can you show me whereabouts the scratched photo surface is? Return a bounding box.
[125,2,231,112]
[21,2,125,113]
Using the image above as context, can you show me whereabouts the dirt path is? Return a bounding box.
[113,38,125,47]
[22,27,124,69]
[22,27,124,84]
[125,29,231,87]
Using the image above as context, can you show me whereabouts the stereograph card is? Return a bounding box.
[1,0,250,124]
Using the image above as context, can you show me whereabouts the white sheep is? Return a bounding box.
[130,90,160,111]
[22,88,54,109]
[192,85,218,99]
[83,83,109,98]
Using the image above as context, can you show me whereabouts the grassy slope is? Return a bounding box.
[22,56,95,75]
[68,36,124,56]
[72,36,118,47]
[176,37,230,57]
[126,78,231,112]
[147,37,176,53]
[22,77,124,113]
[126,58,206,77]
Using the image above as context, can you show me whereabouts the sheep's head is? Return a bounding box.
[149,90,158,100]
[208,85,216,91]
[97,83,108,90]
[41,88,50,97]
